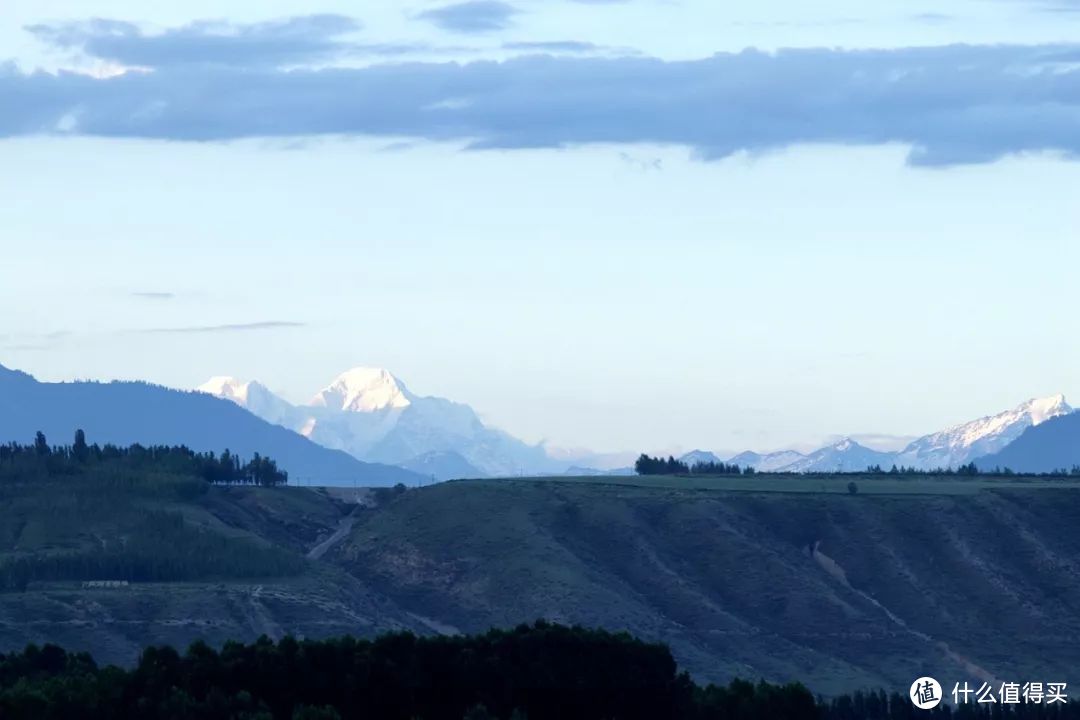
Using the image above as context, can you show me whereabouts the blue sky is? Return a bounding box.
[2,0,1079,455]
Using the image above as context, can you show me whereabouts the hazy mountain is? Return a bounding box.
[564,465,636,477]
[727,450,806,472]
[977,412,1080,473]
[544,447,639,471]
[199,367,566,477]
[778,439,896,473]
[0,363,423,487]
[894,395,1072,470]
[400,450,485,482]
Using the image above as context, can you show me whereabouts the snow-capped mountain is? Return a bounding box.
[310,367,412,412]
[722,394,1073,473]
[779,439,896,473]
[197,377,299,428]
[198,367,564,478]
[893,395,1072,470]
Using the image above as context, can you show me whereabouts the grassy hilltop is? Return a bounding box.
[3,448,1080,696]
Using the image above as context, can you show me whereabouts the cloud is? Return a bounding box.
[417,2,520,32]
[1015,0,1080,12]
[132,291,175,300]
[137,321,306,334]
[911,12,954,23]
[0,330,71,351]
[26,15,361,68]
[5,34,1080,166]
[502,40,599,52]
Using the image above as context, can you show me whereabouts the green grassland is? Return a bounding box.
[510,472,1080,495]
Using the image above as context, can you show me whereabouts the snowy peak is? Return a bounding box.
[1024,394,1072,426]
[196,376,298,427]
[198,376,255,404]
[309,367,413,413]
[897,394,1072,469]
[942,394,1071,445]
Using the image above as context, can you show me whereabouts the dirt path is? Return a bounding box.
[812,541,995,683]
[307,510,358,560]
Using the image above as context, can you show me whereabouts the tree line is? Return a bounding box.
[1,624,1078,720]
[0,509,305,592]
[635,453,1080,478]
[0,431,288,487]
[635,455,753,476]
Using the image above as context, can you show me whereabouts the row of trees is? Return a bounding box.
[0,431,288,487]
[635,455,691,475]
[634,455,753,476]
[2,624,1079,719]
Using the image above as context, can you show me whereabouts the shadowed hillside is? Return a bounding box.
[332,478,1080,695]
[980,412,1080,473]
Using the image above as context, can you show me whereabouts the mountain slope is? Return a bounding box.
[727,450,806,472]
[0,364,422,486]
[200,367,565,477]
[977,412,1080,472]
[400,450,485,481]
[895,395,1072,469]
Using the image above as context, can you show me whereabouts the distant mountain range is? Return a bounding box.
[199,368,565,480]
[0,363,422,486]
[684,395,1074,473]
[3,359,1073,481]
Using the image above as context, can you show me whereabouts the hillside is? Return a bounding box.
[0,446,430,665]
[331,476,1080,695]
[0,364,422,486]
[4,457,1080,696]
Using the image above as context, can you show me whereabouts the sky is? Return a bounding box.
[1,0,1079,456]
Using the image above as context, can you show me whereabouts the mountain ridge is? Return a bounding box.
[978,411,1080,472]
[0,364,422,486]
